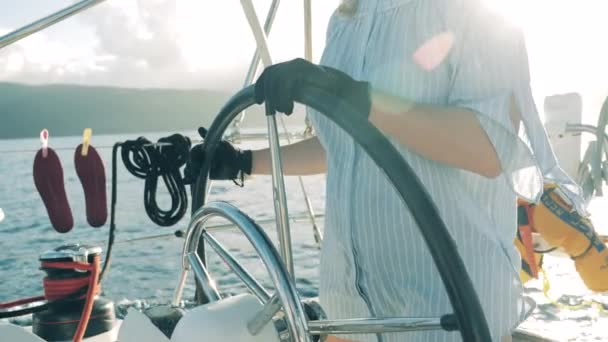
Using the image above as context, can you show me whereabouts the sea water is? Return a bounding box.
[0,132,606,341]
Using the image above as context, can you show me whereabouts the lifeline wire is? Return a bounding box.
[0,132,308,154]
[6,213,326,261]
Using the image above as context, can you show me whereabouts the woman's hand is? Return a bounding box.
[254,58,371,118]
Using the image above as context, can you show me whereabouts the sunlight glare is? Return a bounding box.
[174,1,336,72]
[483,0,608,114]
[483,0,538,28]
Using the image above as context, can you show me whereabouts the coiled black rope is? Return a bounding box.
[100,136,189,282]
[120,134,191,227]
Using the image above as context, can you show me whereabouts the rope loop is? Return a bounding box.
[120,134,191,227]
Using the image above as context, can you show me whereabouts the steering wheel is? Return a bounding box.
[186,84,492,342]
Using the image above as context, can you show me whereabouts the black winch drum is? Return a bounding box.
[32,244,116,341]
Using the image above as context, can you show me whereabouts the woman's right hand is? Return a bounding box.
[254,58,371,118]
[183,127,252,185]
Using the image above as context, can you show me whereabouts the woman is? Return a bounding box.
[186,1,583,341]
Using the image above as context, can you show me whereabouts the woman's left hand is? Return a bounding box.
[254,58,371,117]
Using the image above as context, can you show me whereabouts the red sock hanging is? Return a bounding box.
[33,148,74,233]
[75,144,107,228]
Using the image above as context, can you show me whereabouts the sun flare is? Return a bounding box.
[484,0,608,108]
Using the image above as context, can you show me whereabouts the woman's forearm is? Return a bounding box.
[368,90,505,178]
[251,137,327,175]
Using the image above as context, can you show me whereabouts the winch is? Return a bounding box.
[32,244,116,342]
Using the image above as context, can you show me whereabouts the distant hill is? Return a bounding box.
[0,82,274,139]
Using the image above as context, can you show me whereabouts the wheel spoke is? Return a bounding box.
[204,231,271,303]
[180,202,311,342]
[186,252,221,302]
[247,294,282,335]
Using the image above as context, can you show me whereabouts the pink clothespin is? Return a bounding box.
[40,129,49,158]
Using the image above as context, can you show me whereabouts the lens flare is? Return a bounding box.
[412,31,454,71]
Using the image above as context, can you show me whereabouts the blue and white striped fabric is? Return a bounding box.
[306,1,578,341]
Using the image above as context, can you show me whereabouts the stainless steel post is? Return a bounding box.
[233,0,281,128]
[303,0,313,61]
[241,0,294,276]
[266,116,294,274]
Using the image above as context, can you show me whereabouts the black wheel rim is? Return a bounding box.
[192,85,492,341]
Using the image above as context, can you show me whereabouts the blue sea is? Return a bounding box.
[1,131,607,341]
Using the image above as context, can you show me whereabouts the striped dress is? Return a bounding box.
[306,0,582,341]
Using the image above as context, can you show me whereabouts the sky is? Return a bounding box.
[0,0,337,90]
[1,0,607,121]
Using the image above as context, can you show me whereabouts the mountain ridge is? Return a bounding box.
[0,82,273,139]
